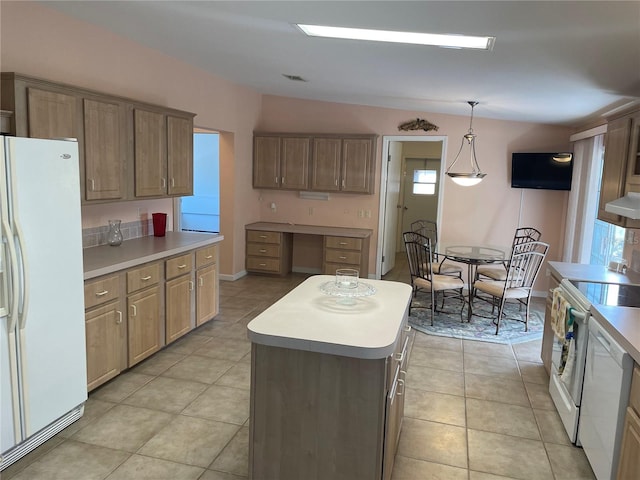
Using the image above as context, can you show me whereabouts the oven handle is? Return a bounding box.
[568,308,586,321]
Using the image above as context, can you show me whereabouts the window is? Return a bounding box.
[413,169,437,195]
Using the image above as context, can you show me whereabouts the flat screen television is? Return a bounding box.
[511,152,573,191]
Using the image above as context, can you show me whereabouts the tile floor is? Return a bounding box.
[3,262,596,480]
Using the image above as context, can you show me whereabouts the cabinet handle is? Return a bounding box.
[281,177,285,185]
[275,176,278,184]
[259,263,267,267]
[335,179,338,186]
[89,179,95,191]
[339,242,348,246]
[259,235,267,239]
[205,255,213,259]
[189,281,194,291]
[178,264,187,269]
[394,351,404,362]
[339,256,347,260]
[161,178,167,188]
[259,249,267,253]
[341,179,345,187]
[404,325,412,333]
[397,378,405,396]
[199,277,204,287]
[130,305,137,317]
[171,178,175,187]
[95,290,109,297]
[141,275,152,281]
[116,311,123,324]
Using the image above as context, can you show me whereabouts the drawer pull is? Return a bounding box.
[404,325,412,333]
[394,351,404,362]
[199,277,204,287]
[95,290,109,297]
[259,235,267,239]
[339,256,347,260]
[141,275,152,281]
[178,264,187,269]
[259,263,267,267]
[116,311,122,324]
[259,249,267,253]
[205,255,213,259]
[130,305,137,317]
[397,378,405,396]
[189,281,194,291]
[339,242,348,246]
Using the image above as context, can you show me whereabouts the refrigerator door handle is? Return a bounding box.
[13,220,30,330]
[2,218,20,332]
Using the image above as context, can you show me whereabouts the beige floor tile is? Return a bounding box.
[215,362,251,390]
[391,455,468,480]
[163,333,212,355]
[404,388,466,427]
[463,340,515,358]
[524,381,556,410]
[518,361,549,385]
[1,436,65,479]
[409,345,464,372]
[412,332,463,351]
[57,398,116,438]
[465,373,530,406]
[182,385,250,425]
[198,470,248,480]
[105,454,204,480]
[533,409,572,445]
[468,429,553,480]
[397,417,467,468]
[161,354,236,384]
[193,337,251,362]
[466,398,540,440]
[469,471,521,480]
[512,340,544,363]
[198,321,250,341]
[72,404,173,452]
[131,351,186,376]
[90,372,155,403]
[464,352,521,380]
[546,443,596,479]
[8,440,129,480]
[121,376,208,413]
[209,426,249,477]
[138,415,240,468]
[406,366,465,396]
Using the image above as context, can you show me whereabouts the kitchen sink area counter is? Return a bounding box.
[83,231,224,280]
[547,261,640,286]
[591,305,640,364]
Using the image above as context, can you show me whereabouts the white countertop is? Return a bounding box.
[590,305,640,364]
[83,232,224,280]
[247,275,412,359]
[548,261,640,285]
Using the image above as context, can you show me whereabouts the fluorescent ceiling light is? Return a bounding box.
[296,24,495,50]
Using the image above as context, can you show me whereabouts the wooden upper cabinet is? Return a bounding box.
[342,138,374,194]
[167,115,194,196]
[27,87,78,139]
[626,111,640,188]
[311,137,342,192]
[253,136,280,189]
[83,98,126,201]
[134,108,167,197]
[280,137,310,190]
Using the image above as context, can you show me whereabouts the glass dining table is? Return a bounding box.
[434,243,512,320]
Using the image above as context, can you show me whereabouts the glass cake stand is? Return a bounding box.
[319,280,376,305]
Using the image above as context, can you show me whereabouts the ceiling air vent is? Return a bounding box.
[282,74,307,82]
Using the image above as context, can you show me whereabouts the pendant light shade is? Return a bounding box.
[446,101,486,186]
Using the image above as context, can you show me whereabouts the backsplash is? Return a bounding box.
[82,219,153,248]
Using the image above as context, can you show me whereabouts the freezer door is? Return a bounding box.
[5,137,87,438]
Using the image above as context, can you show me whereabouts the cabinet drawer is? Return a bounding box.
[247,243,281,257]
[166,253,193,280]
[325,236,362,251]
[325,249,361,265]
[247,230,281,244]
[84,275,120,310]
[630,365,640,414]
[196,245,217,268]
[247,256,281,273]
[127,263,161,293]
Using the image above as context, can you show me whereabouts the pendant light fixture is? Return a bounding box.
[446,101,486,186]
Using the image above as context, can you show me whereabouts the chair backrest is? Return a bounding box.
[411,220,438,260]
[403,231,434,284]
[504,240,549,291]
[513,227,542,248]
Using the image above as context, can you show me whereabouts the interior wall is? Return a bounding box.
[0,1,263,277]
[257,95,575,286]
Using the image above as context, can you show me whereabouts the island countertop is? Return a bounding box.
[246,275,412,359]
[83,231,224,280]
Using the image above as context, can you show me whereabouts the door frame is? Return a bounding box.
[376,135,448,278]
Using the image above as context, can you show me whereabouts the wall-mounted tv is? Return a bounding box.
[511,152,574,191]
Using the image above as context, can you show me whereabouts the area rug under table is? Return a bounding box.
[408,296,544,344]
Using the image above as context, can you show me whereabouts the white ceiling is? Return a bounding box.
[44,1,640,126]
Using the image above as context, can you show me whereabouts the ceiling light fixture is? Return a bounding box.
[552,153,573,163]
[446,101,486,186]
[296,24,495,50]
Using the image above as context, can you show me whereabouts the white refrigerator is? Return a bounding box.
[0,136,87,470]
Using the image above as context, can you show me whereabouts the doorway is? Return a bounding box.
[377,136,447,277]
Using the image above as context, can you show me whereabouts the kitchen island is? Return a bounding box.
[247,275,412,480]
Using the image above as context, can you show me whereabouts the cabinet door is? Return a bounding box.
[166,274,193,344]
[541,274,561,374]
[253,136,280,189]
[626,112,640,188]
[167,115,193,196]
[598,115,631,225]
[134,108,167,197]
[617,407,640,480]
[280,137,310,190]
[128,286,162,366]
[27,87,78,139]
[311,138,342,192]
[85,301,124,391]
[196,264,218,326]
[342,138,374,193]
[83,98,125,201]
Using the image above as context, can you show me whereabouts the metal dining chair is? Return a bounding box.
[473,240,549,334]
[403,231,465,325]
[475,227,542,282]
[410,219,463,278]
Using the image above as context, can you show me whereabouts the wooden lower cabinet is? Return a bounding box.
[85,300,125,391]
[196,264,217,326]
[127,285,163,366]
[165,274,193,343]
[617,365,640,479]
